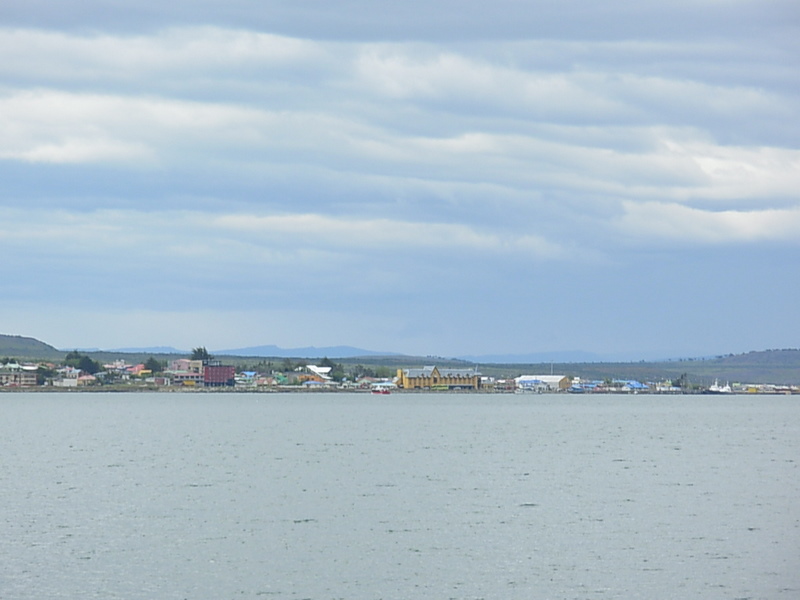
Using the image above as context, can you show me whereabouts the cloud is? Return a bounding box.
[658,140,800,203]
[0,88,323,166]
[2,83,795,216]
[5,139,150,164]
[0,7,798,356]
[617,201,800,244]
[3,1,797,44]
[213,212,565,259]
[1,26,794,185]
[0,27,329,87]
[0,205,564,268]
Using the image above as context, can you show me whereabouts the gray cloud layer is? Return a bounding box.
[1,1,798,357]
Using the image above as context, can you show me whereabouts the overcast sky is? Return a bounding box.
[1,1,798,359]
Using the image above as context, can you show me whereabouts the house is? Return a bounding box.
[204,363,235,387]
[52,366,81,387]
[53,377,78,387]
[235,371,258,387]
[515,375,570,392]
[303,380,327,389]
[170,359,204,373]
[613,380,649,393]
[126,364,144,375]
[357,376,396,390]
[170,358,191,371]
[292,365,335,386]
[166,358,214,386]
[515,377,548,393]
[396,366,481,390]
[0,363,38,387]
[77,374,97,386]
[170,371,204,385]
[306,365,332,380]
[103,359,130,372]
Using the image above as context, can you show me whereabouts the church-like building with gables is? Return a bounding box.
[396,365,481,390]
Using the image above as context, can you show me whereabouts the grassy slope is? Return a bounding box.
[0,334,63,360]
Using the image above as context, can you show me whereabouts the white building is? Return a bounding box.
[515,375,570,392]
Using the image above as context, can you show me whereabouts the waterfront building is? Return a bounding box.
[515,375,570,392]
[0,363,37,387]
[396,366,481,390]
[203,363,235,387]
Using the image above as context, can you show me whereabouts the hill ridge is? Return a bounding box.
[0,334,61,358]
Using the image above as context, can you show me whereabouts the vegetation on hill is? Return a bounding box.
[191,347,212,361]
[0,334,62,359]
[467,349,800,386]
[64,351,102,375]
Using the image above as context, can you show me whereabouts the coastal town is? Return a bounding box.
[1,353,798,395]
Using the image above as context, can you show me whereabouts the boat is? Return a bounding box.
[703,379,732,394]
[371,388,391,395]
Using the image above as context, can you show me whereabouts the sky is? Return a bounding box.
[1,0,798,360]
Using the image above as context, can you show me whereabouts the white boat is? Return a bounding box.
[704,379,732,394]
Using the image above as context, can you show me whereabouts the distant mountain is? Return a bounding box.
[214,344,399,359]
[0,334,62,359]
[554,349,800,386]
[105,346,187,354]
[458,350,606,364]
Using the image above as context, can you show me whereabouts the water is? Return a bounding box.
[1,392,798,599]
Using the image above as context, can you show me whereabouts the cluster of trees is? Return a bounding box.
[348,364,394,380]
[143,357,165,373]
[191,347,212,361]
[64,351,102,375]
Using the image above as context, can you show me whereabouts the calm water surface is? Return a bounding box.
[1,392,798,599]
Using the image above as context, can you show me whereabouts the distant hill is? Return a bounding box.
[357,349,799,385]
[105,346,187,354]
[468,349,800,386]
[654,349,800,385]
[214,344,398,359]
[0,334,62,359]
[459,350,606,364]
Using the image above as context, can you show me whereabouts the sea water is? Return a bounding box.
[1,392,798,599]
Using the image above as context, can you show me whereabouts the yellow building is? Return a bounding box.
[396,366,481,390]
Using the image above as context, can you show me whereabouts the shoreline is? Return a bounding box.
[1,385,780,395]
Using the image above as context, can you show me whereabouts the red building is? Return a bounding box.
[203,364,235,387]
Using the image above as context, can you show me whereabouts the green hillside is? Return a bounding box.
[652,349,800,385]
[0,334,62,360]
